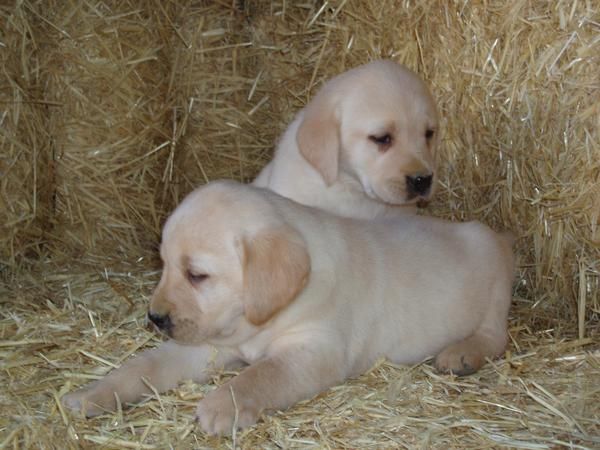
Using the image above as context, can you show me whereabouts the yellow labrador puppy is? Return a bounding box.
[63,181,513,435]
[253,60,439,218]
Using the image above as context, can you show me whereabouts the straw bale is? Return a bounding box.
[164,2,276,199]
[1,0,599,448]
[41,1,178,262]
[0,3,55,275]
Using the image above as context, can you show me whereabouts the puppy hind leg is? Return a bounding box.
[436,260,513,376]
[434,328,507,376]
[435,295,510,375]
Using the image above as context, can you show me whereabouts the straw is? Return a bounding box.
[1,1,598,447]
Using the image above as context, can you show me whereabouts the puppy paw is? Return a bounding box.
[434,343,484,376]
[62,381,118,417]
[195,385,260,435]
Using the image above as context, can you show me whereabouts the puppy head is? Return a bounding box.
[148,182,310,345]
[296,60,439,205]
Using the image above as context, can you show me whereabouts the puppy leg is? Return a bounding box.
[436,292,511,376]
[435,257,512,376]
[196,346,344,435]
[434,330,507,376]
[63,340,241,417]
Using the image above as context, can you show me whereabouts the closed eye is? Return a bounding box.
[369,133,393,150]
[187,271,209,285]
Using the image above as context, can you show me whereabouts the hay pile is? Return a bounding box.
[1,1,598,448]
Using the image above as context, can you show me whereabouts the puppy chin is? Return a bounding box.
[360,178,402,205]
[171,322,239,346]
[170,331,207,346]
[168,322,211,345]
[368,182,413,206]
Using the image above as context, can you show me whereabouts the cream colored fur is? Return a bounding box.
[253,60,439,218]
[63,181,514,435]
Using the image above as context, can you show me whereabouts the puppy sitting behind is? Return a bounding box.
[254,59,439,218]
[63,181,514,435]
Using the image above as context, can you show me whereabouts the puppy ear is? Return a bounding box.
[296,88,340,185]
[240,225,310,326]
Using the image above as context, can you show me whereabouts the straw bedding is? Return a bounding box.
[1,1,598,448]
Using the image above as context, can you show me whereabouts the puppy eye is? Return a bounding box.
[187,271,209,284]
[369,133,392,147]
[425,129,435,140]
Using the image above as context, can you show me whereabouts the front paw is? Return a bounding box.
[195,384,260,435]
[62,381,118,417]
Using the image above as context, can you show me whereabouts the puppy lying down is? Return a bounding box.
[63,180,514,435]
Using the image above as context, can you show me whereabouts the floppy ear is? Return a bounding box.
[240,225,311,326]
[296,87,340,185]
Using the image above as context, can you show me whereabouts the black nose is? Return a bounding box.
[406,174,433,196]
[148,312,172,331]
